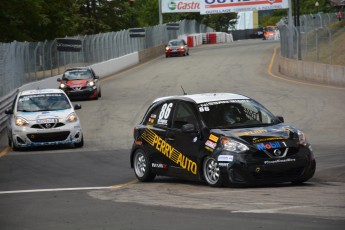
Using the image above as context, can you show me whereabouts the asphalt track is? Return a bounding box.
[0,39,344,229]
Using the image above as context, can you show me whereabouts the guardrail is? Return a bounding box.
[0,89,18,133]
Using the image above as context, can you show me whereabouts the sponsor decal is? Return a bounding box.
[205,140,217,149]
[256,141,281,151]
[141,129,197,175]
[236,129,268,136]
[209,134,219,142]
[252,137,286,144]
[264,158,296,164]
[162,0,200,13]
[205,146,214,152]
[218,162,229,167]
[150,114,157,119]
[218,155,233,162]
[152,163,168,168]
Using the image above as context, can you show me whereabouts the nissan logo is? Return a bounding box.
[273,149,282,156]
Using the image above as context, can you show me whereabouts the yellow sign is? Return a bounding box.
[141,129,197,175]
[209,134,219,142]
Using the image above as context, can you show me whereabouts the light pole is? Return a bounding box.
[315,1,319,13]
[129,0,136,28]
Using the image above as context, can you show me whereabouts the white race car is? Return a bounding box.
[5,89,83,150]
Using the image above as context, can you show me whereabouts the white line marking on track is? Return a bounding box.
[232,205,309,214]
[0,179,138,195]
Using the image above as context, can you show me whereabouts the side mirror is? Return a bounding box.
[5,108,13,115]
[57,78,61,82]
[94,75,100,79]
[276,116,284,123]
[181,123,197,133]
[74,104,82,110]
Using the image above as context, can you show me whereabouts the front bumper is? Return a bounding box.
[62,87,98,99]
[11,124,83,148]
[218,146,315,185]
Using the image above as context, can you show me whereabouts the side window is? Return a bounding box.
[172,102,197,129]
[144,102,174,127]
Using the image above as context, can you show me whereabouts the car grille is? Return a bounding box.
[31,123,65,129]
[27,131,70,142]
[252,147,298,159]
[251,166,304,180]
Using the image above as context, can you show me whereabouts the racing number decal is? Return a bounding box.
[158,103,173,125]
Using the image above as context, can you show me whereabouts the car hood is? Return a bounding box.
[64,79,89,87]
[15,109,74,121]
[211,124,299,146]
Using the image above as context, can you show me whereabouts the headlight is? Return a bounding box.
[298,130,307,145]
[88,81,95,87]
[221,138,249,153]
[66,112,78,122]
[15,117,29,126]
[60,83,66,89]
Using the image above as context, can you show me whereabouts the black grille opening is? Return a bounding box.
[27,131,70,142]
[252,166,304,180]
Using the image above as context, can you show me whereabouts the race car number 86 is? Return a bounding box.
[159,103,173,120]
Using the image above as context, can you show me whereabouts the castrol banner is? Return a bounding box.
[200,0,289,15]
[162,0,200,13]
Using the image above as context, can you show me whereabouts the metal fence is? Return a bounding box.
[0,19,213,98]
[278,12,345,65]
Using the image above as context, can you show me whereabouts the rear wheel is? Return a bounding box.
[203,157,223,187]
[133,149,156,182]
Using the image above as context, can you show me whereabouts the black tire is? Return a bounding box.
[292,160,316,184]
[133,149,156,182]
[98,89,101,98]
[203,157,223,187]
[10,137,20,151]
[75,136,84,148]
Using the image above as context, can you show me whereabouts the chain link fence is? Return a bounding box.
[0,19,213,98]
[278,12,345,65]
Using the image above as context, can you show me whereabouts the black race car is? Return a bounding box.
[130,93,316,187]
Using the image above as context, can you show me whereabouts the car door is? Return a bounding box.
[140,100,175,171]
[165,101,203,179]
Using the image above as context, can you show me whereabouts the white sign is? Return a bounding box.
[200,0,289,15]
[162,0,201,13]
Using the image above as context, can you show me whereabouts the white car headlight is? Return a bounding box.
[66,112,78,122]
[88,81,95,87]
[60,83,66,89]
[15,117,29,126]
[298,130,307,145]
[221,138,249,153]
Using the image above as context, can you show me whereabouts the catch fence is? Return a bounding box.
[278,12,345,65]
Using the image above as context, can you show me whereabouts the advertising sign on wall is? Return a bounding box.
[162,0,200,13]
[200,0,289,15]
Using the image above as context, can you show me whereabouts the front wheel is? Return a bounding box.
[203,157,223,187]
[133,149,156,182]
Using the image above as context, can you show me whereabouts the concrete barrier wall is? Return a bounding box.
[19,52,140,91]
[138,44,165,63]
[279,56,345,87]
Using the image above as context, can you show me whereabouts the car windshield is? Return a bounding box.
[169,40,182,46]
[198,99,278,129]
[17,93,71,112]
[63,69,92,80]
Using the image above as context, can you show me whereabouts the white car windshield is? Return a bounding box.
[198,99,278,129]
[17,93,71,112]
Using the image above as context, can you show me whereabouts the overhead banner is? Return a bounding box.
[200,0,289,15]
[162,0,200,13]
